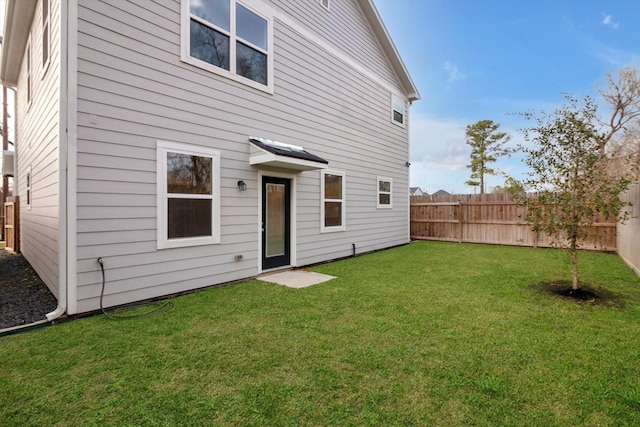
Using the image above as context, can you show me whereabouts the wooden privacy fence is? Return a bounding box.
[4,196,19,253]
[617,182,640,274]
[410,193,617,251]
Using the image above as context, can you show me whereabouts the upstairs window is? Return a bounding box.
[321,170,345,232]
[183,0,273,92]
[392,95,406,126]
[26,166,32,209]
[26,40,32,105]
[377,177,392,209]
[42,0,50,69]
[157,141,221,249]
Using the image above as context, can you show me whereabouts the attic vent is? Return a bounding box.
[320,0,330,10]
[2,151,14,177]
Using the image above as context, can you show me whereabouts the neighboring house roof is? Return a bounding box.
[0,0,420,102]
[409,187,425,196]
[432,189,452,197]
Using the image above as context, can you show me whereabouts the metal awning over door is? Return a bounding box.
[249,137,328,171]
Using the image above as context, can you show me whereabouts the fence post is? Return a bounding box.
[457,202,463,243]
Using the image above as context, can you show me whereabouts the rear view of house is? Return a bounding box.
[0,0,419,317]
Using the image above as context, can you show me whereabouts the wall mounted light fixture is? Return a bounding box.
[237,180,247,191]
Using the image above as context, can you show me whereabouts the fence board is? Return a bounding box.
[618,182,640,275]
[410,194,617,251]
[4,197,19,253]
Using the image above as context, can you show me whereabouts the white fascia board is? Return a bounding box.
[250,152,328,171]
[357,0,420,102]
[0,0,38,86]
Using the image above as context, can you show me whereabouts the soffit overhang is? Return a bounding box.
[1,0,37,86]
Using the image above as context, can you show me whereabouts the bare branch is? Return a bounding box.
[599,67,640,155]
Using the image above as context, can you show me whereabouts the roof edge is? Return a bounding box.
[358,0,420,102]
[1,0,38,86]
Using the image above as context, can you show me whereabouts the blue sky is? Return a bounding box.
[373,0,640,194]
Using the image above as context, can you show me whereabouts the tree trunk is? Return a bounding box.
[570,240,579,290]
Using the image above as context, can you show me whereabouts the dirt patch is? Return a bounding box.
[0,250,58,329]
[536,280,624,307]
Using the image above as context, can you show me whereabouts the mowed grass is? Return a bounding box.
[2,241,640,426]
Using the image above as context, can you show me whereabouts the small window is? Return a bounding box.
[320,0,330,10]
[183,0,273,91]
[157,141,221,249]
[26,40,32,105]
[26,166,32,209]
[321,170,345,232]
[377,177,392,209]
[392,95,405,126]
[42,0,50,69]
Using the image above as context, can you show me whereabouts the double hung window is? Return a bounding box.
[377,177,392,209]
[42,0,50,69]
[26,166,32,209]
[392,95,406,126]
[26,41,32,105]
[184,0,273,91]
[157,141,221,248]
[321,170,345,232]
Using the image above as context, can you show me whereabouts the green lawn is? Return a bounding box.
[2,241,640,426]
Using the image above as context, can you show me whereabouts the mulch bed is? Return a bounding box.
[538,280,624,307]
[0,250,58,329]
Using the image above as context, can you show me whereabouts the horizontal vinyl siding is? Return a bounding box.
[271,19,410,265]
[74,0,409,312]
[270,0,401,91]
[15,0,61,298]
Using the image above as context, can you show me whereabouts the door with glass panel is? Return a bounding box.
[262,177,291,270]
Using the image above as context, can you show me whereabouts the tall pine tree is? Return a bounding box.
[465,120,511,194]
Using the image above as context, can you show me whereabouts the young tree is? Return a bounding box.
[518,95,632,290]
[464,120,512,194]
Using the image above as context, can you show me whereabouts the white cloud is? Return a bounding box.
[443,60,467,86]
[582,35,638,67]
[602,14,619,29]
[409,114,469,193]
[409,114,529,194]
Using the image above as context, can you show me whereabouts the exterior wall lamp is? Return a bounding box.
[237,180,247,191]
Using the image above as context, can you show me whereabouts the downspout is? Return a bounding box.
[46,0,71,321]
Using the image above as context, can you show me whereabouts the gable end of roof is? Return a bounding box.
[357,0,420,102]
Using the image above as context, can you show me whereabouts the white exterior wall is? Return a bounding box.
[269,0,402,91]
[15,0,61,298]
[74,0,411,312]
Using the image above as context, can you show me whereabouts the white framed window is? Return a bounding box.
[42,0,50,71]
[181,0,274,93]
[26,166,32,209]
[377,176,392,209]
[156,140,221,249]
[321,170,345,232]
[320,0,330,10]
[26,39,32,106]
[391,94,406,127]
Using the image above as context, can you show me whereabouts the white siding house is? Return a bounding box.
[1,0,419,317]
